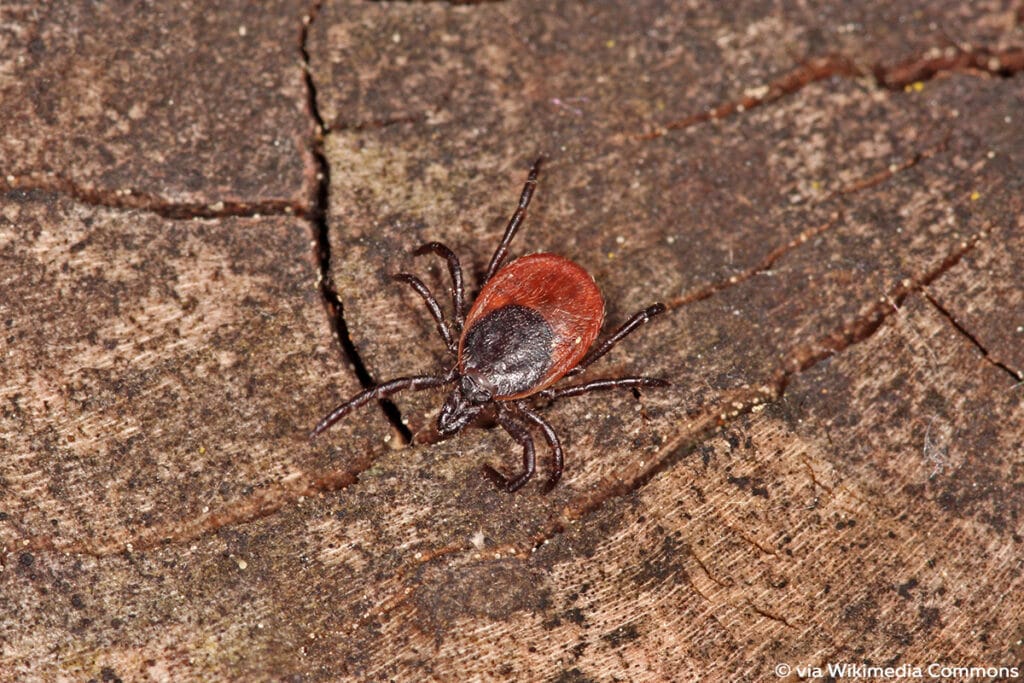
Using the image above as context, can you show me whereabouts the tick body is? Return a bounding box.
[460,254,604,400]
[312,158,668,492]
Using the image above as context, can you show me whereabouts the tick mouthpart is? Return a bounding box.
[437,383,485,437]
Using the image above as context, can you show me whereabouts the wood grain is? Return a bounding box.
[2,1,1022,680]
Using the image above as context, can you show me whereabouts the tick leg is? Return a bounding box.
[392,273,456,353]
[484,408,537,492]
[414,241,465,328]
[539,376,669,400]
[518,407,564,492]
[483,157,544,286]
[311,374,453,438]
[569,303,666,376]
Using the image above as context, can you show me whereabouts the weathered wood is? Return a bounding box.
[0,1,313,208]
[2,1,1022,680]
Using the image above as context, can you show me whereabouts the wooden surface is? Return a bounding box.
[2,1,1022,680]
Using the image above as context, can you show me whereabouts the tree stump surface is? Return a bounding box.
[2,2,1022,681]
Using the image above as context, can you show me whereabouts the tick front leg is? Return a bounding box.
[311,373,453,438]
[392,273,456,353]
[414,241,465,328]
[484,408,537,492]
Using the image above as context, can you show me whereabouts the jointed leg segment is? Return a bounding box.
[414,241,465,327]
[539,376,669,400]
[310,374,453,439]
[393,273,456,352]
[569,303,666,376]
[398,158,545,351]
[486,408,537,492]
[483,157,544,285]
[519,406,564,491]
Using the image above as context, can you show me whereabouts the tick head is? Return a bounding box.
[437,373,492,437]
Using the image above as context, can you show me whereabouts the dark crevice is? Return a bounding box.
[642,46,1024,141]
[746,600,795,628]
[2,176,301,219]
[923,291,1023,382]
[300,2,413,444]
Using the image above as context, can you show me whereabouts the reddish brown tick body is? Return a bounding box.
[312,158,668,492]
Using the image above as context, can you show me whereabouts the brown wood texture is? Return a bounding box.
[2,1,1022,681]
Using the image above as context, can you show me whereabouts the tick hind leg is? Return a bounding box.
[485,408,537,492]
[569,303,666,376]
[482,157,544,285]
[540,376,669,400]
[519,407,564,492]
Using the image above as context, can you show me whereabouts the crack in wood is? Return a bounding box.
[726,523,779,558]
[8,464,372,558]
[688,545,732,589]
[301,1,413,444]
[666,213,840,311]
[830,136,949,199]
[638,54,861,141]
[800,455,834,494]
[745,599,795,628]
[877,45,1024,89]
[640,46,1024,141]
[922,290,1024,382]
[773,234,983,395]
[1,175,302,219]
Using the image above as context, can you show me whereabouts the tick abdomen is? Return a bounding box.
[459,253,605,399]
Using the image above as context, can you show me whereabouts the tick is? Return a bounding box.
[311,158,669,492]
